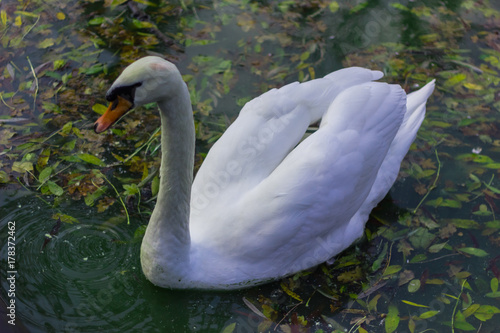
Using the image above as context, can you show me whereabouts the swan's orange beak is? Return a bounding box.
[94,96,133,133]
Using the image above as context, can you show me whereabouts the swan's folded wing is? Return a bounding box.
[204,82,407,275]
[190,67,383,217]
[344,79,435,244]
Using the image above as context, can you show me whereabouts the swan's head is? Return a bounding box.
[94,56,181,133]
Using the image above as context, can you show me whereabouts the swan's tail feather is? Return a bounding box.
[344,79,435,243]
[392,79,436,157]
[407,79,436,116]
[360,79,435,205]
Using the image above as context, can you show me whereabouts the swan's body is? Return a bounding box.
[94,56,435,289]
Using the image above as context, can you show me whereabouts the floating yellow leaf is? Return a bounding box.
[1,10,7,25]
[14,15,22,27]
[463,82,482,90]
[338,266,363,282]
[37,147,51,169]
[221,323,236,333]
[132,19,154,29]
[52,213,79,224]
[329,1,340,13]
[444,73,466,86]
[56,12,66,20]
[402,300,428,308]
[463,303,480,318]
[12,161,33,173]
[280,282,303,302]
[38,38,55,49]
[14,10,39,18]
[92,103,108,115]
[133,0,156,5]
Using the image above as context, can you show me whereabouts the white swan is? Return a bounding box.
[94,56,435,289]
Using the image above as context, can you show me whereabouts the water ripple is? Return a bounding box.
[0,193,145,332]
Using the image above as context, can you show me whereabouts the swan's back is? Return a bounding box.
[189,70,434,283]
[190,67,383,215]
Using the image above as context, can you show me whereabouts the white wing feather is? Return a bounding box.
[190,76,416,279]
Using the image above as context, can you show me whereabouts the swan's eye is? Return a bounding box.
[111,99,119,110]
[106,82,142,103]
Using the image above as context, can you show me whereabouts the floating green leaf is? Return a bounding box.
[88,17,106,25]
[383,265,402,276]
[372,242,387,271]
[151,175,160,197]
[368,294,382,312]
[409,228,435,249]
[385,304,399,333]
[474,305,500,321]
[419,310,439,319]
[408,279,420,293]
[458,247,488,257]
[38,166,52,183]
[47,181,63,196]
[463,304,480,318]
[221,323,236,333]
[444,73,466,86]
[409,254,427,263]
[38,38,55,49]
[447,219,479,229]
[428,242,447,253]
[78,153,105,166]
[491,277,499,293]
[12,161,33,173]
[485,291,500,298]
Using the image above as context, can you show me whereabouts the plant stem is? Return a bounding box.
[27,56,38,112]
[451,279,466,333]
[98,171,130,225]
[413,149,440,213]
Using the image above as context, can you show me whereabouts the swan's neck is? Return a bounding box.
[141,81,195,284]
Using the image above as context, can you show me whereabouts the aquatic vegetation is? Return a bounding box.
[1,0,499,332]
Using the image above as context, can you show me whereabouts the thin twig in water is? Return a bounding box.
[347,316,366,333]
[414,149,441,213]
[0,92,16,110]
[274,302,303,331]
[410,253,458,264]
[97,171,130,225]
[22,14,40,39]
[27,56,38,112]
[451,279,466,333]
[124,126,161,163]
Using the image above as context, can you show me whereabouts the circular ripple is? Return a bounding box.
[44,224,130,280]
[1,194,144,332]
